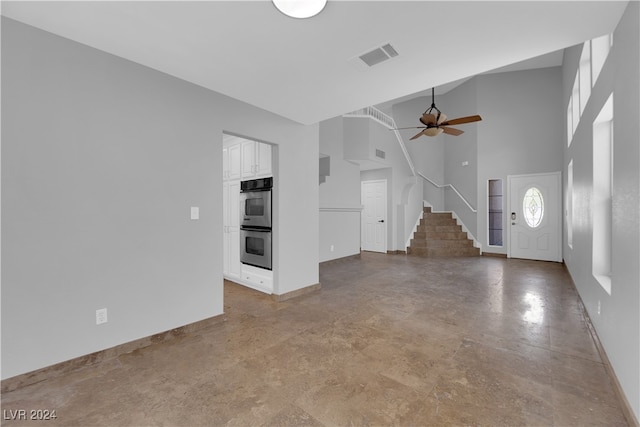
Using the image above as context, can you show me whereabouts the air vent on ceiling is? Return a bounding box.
[375,149,386,159]
[349,43,399,71]
[359,43,399,67]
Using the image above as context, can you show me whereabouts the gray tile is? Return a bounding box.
[0,253,629,426]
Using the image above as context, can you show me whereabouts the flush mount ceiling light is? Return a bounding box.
[272,0,327,19]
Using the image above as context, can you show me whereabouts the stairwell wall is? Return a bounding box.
[440,79,479,240]
[393,96,446,212]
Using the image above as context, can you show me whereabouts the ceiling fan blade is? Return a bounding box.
[441,126,464,136]
[391,126,427,131]
[409,130,426,140]
[420,114,437,126]
[440,115,482,126]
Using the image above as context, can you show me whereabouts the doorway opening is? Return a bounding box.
[222,133,275,294]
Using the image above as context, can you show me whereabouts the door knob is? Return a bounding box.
[378,220,385,223]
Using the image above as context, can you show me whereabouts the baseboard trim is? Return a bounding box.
[387,250,407,255]
[563,264,639,427]
[272,282,321,302]
[482,252,507,258]
[319,253,361,267]
[1,314,225,394]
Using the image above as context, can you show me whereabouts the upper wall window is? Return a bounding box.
[579,42,591,115]
[566,100,573,146]
[567,35,612,147]
[592,33,613,87]
[570,72,580,140]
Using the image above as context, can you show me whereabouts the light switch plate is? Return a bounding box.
[96,308,108,325]
[191,207,199,220]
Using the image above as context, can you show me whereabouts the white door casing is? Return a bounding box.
[508,172,562,262]
[223,180,241,279]
[361,180,387,253]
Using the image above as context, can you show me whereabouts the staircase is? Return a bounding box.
[408,207,480,257]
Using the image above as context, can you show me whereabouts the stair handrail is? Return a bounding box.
[343,106,415,176]
[418,172,477,213]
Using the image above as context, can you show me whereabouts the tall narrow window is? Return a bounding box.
[567,160,574,249]
[592,33,613,87]
[567,99,573,146]
[579,41,591,114]
[488,179,503,246]
[592,93,613,295]
[571,73,580,135]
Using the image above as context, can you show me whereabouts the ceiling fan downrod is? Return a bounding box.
[424,87,442,123]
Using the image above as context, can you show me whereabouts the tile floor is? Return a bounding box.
[0,252,629,426]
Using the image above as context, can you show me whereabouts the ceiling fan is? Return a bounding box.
[394,88,482,139]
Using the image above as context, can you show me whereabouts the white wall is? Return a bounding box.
[319,117,361,262]
[562,2,640,419]
[476,67,564,254]
[1,18,319,379]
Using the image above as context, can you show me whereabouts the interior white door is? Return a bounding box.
[508,172,562,262]
[361,180,387,253]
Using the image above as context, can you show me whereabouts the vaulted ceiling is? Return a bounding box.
[1,1,629,124]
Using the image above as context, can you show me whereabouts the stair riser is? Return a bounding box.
[420,218,457,226]
[410,239,474,248]
[417,225,462,233]
[409,247,480,257]
[413,232,468,240]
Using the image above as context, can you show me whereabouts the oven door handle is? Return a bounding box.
[241,227,272,232]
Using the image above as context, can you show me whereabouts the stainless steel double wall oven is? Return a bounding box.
[239,177,272,270]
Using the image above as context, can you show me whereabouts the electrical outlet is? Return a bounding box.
[190,207,199,220]
[96,308,108,325]
[330,245,334,252]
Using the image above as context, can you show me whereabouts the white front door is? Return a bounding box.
[361,180,387,253]
[508,172,562,262]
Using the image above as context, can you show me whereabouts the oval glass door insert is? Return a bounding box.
[523,187,544,228]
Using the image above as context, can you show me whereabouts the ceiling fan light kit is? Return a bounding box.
[392,87,482,140]
[424,127,444,137]
[272,0,327,18]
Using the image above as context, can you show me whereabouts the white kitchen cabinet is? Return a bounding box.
[256,141,272,177]
[223,143,241,181]
[241,140,272,179]
[223,180,241,280]
[240,264,273,293]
